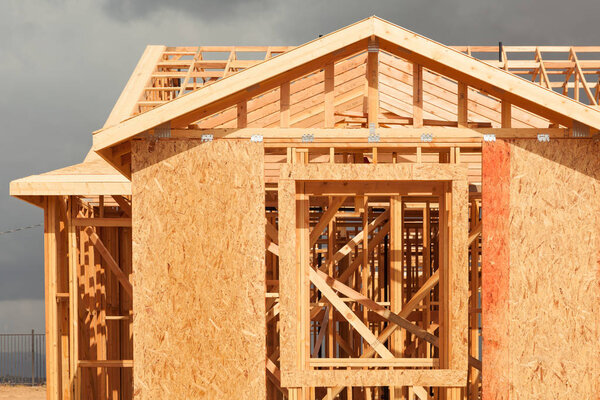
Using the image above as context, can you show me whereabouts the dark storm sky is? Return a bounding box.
[0,0,598,331]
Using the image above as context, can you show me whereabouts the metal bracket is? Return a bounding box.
[483,134,496,142]
[250,134,263,143]
[367,123,379,142]
[368,133,380,143]
[537,133,550,142]
[420,133,433,143]
[572,121,591,137]
[154,121,171,138]
[301,133,314,143]
[367,40,379,53]
[201,134,213,142]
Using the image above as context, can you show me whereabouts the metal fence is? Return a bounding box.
[0,331,45,385]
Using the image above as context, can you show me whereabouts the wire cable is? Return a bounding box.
[0,224,42,236]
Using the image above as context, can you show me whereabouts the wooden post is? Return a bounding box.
[413,63,423,128]
[44,197,60,400]
[423,203,431,360]
[457,83,468,128]
[362,196,371,400]
[367,37,379,128]
[439,184,450,400]
[501,101,512,128]
[237,101,248,128]
[119,226,133,400]
[468,200,481,399]
[390,195,405,400]
[57,197,70,400]
[281,82,290,128]
[67,197,80,400]
[324,63,335,128]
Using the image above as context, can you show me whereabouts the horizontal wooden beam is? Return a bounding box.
[169,127,570,140]
[309,358,439,368]
[78,360,133,368]
[282,369,466,387]
[73,218,132,227]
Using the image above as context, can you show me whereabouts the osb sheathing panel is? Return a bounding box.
[449,179,469,371]
[131,139,266,399]
[277,178,297,378]
[509,139,600,398]
[481,140,511,400]
[483,139,600,399]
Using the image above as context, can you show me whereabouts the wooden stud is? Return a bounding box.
[458,82,468,128]
[237,100,248,128]
[413,63,423,128]
[281,82,290,128]
[324,63,335,128]
[68,197,81,400]
[367,37,379,128]
[501,101,512,129]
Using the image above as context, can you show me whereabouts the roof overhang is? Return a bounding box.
[10,160,131,205]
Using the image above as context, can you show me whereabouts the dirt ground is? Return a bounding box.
[0,385,46,400]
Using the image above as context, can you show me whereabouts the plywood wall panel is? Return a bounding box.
[481,140,511,400]
[508,139,600,399]
[450,179,469,370]
[131,139,266,399]
[483,139,600,399]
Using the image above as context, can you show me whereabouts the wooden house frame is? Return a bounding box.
[10,16,600,400]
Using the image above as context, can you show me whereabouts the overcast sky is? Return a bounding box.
[1,0,598,333]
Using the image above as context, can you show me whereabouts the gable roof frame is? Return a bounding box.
[92,16,600,177]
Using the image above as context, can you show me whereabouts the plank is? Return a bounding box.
[309,196,347,247]
[308,267,394,359]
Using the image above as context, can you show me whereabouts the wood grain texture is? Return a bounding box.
[284,369,467,387]
[481,140,511,400]
[132,139,266,399]
[278,178,298,378]
[508,139,600,399]
[483,139,600,399]
[450,179,469,370]
[281,163,467,182]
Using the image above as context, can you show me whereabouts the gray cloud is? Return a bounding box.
[101,0,280,22]
[1,0,598,331]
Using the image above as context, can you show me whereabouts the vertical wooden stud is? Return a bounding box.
[44,197,60,400]
[390,195,405,399]
[324,63,335,128]
[281,82,291,128]
[413,63,423,128]
[458,82,468,128]
[501,101,512,128]
[68,197,80,400]
[367,37,379,128]
[237,100,248,128]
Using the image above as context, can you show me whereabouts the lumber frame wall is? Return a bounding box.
[43,195,133,400]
